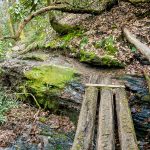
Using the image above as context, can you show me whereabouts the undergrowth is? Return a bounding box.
[95,36,118,55]
[0,89,17,124]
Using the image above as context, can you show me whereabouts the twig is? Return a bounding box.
[15,92,41,109]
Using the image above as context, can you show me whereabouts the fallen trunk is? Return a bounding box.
[115,83,138,150]
[123,27,150,62]
[97,77,115,150]
[71,75,98,150]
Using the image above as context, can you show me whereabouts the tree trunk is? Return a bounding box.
[4,0,15,36]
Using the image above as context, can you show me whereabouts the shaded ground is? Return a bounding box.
[0,103,76,149]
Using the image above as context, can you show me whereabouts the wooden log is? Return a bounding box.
[85,83,125,88]
[71,75,98,150]
[115,86,138,150]
[123,27,150,62]
[97,77,115,150]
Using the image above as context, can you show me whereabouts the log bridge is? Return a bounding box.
[71,75,139,150]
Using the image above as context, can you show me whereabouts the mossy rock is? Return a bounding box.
[77,50,124,68]
[50,17,81,35]
[20,65,75,110]
[46,31,83,49]
[21,53,48,61]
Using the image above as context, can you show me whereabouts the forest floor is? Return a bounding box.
[60,1,150,75]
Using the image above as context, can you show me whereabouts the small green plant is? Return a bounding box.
[94,36,118,55]
[130,46,137,52]
[0,89,17,124]
[79,50,96,62]
[79,36,89,49]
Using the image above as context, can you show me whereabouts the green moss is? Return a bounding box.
[94,36,118,55]
[46,31,83,49]
[77,50,124,68]
[21,53,48,61]
[39,117,47,123]
[101,55,124,67]
[21,65,75,110]
[78,50,96,62]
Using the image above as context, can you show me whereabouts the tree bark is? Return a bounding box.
[123,27,150,62]
[4,0,15,36]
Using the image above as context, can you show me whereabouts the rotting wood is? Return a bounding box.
[123,27,150,62]
[97,77,115,150]
[115,83,138,150]
[85,83,125,88]
[71,75,99,150]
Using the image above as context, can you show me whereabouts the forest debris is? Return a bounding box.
[0,103,75,147]
[0,130,16,147]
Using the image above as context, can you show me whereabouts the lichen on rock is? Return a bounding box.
[21,53,48,61]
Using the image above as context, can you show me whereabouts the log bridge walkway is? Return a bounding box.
[71,75,139,150]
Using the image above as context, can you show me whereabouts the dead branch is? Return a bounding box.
[123,27,150,62]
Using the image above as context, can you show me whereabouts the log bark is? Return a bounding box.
[71,75,98,150]
[97,77,115,150]
[115,85,138,150]
[123,27,150,62]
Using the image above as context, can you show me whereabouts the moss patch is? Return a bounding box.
[77,50,124,68]
[21,53,48,61]
[94,36,118,55]
[46,31,83,49]
[21,66,75,110]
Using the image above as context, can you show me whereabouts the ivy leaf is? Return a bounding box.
[131,46,137,52]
